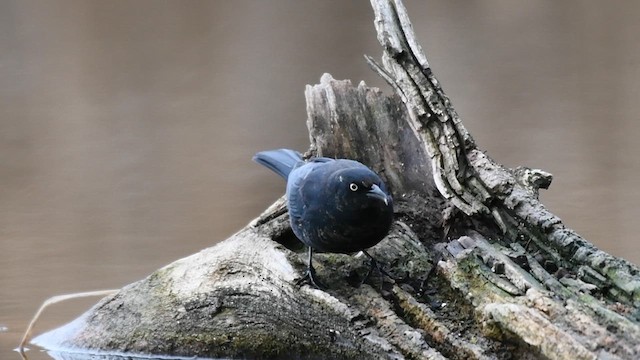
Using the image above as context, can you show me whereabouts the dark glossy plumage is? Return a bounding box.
[254,149,394,287]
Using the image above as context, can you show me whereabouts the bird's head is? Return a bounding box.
[333,167,393,209]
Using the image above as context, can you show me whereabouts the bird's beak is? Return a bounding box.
[367,184,389,206]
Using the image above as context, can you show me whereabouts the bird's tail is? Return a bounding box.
[253,149,303,179]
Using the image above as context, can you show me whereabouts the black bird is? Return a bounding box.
[253,149,394,288]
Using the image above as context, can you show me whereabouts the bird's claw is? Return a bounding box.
[361,251,393,286]
[296,266,326,290]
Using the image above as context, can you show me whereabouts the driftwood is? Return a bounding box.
[31,0,640,359]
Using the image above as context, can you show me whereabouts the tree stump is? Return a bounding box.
[32,0,640,359]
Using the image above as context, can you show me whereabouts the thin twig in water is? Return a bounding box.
[19,289,119,353]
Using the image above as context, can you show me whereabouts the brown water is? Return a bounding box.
[1,1,639,359]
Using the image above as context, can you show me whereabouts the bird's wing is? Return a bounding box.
[286,159,333,242]
[308,157,333,163]
[286,163,315,220]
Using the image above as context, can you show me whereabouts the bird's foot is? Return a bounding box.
[295,265,326,290]
[360,251,393,286]
[417,253,442,296]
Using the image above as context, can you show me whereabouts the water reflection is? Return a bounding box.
[21,350,217,360]
[1,1,639,360]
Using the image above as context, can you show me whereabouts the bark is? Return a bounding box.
[32,0,640,359]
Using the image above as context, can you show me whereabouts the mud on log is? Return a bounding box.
[32,0,640,359]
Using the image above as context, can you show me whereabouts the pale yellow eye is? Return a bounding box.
[349,183,358,191]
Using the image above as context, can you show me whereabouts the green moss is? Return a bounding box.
[451,253,514,303]
[479,320,507,341]
[160,327,367,359]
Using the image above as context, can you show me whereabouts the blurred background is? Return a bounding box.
[1,1,639,359]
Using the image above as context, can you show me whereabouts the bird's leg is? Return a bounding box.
[296,247,326,290]
[417,253,442,297]
[361,251,393,285]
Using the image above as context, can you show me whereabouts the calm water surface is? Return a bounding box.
[1,1,639,359]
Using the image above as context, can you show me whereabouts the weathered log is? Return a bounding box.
[31,0,640,359]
